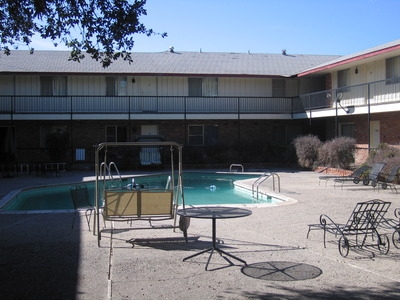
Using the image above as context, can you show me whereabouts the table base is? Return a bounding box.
[183,246,247,270]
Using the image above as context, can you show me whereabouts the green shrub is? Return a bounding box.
[293,134,322,168]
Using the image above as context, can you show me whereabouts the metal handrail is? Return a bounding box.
[99,161,122,190]
[108,162,122,188]
[230,164,244,173]
[252,172,280,202]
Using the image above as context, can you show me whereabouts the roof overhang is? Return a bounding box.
[297,43,400,77]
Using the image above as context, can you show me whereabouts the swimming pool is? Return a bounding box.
[0,172,283,211]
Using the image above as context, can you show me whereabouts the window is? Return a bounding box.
[188,125,218,145]
[337,69,350,93]
[188,78,218,96]
[340,123,355,138]
[40,76,67,96]
[272,79,285,97]
[202,78,218,96]
[106,77,127,96]
[386,56,400,84]
[40,126,68,148]
[40,126,70,161]
[188,78,202,96]
[105,125,127,142]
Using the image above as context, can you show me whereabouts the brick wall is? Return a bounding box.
[354,144,369,165]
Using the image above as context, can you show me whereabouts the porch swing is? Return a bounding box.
[93,141,187,247]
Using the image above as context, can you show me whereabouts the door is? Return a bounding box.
[140,77,157,96]
[370,121,380,149]
[0,127,16,175]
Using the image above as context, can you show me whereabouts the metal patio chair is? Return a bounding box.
[319,165,370,186]
[391,208,400,249]
[379,165,399,192]
[361,163,386,187]
[70,185,94,231]
[307,199,391,257]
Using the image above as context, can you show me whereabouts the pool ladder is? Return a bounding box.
[230,164,244,172]
[99,161,123,189]
[252,172,280,202]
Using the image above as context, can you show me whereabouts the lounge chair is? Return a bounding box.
[307,199,391,257]
[333,163,385,189]
[319,165,370,186]
[362,163,386,187]
[391,208,400,249]
[379,165,399,192]
[70,185,94,231]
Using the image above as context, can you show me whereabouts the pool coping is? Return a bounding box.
[0,171,295,213]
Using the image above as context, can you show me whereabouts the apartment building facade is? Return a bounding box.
[0,40,399,170]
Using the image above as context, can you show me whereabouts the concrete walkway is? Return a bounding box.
[1,169,400,299]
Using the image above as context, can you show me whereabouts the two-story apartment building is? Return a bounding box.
[297,40,400,163]
[0,40,399,171]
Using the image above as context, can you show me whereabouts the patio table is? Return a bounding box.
[177,206,252,270]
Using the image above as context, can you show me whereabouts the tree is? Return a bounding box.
[0,0,166,67]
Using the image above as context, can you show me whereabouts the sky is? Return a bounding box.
[31,0,400,56]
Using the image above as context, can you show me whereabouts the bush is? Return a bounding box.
[317,142,331,167]
[367,143,400,174]
[293,134,322,168]
[319,137,356,169]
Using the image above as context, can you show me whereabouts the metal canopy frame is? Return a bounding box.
[93,141,184,243]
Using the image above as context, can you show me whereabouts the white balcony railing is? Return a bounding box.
[298,78,400,112]
[0,96,294,115]
[1,78,399,117]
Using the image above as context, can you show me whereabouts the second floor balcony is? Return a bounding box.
[1,78,399,120]
[0,96,298,120]
[298,78,400,116]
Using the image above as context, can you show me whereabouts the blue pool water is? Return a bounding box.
[1,172,280,211]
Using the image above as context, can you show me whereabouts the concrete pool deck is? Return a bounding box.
[1,169,400,299]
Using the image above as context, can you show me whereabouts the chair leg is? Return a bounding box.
[71,211,77,229]
[72,209,94,231]
[85,209,93,231]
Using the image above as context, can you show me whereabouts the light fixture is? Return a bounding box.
[131,77,135,83]
[336,93,350,113]
[340,104,350,113]
[355,67,358,74]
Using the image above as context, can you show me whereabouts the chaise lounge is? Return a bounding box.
[378,165,399,192]
[319,165,370,186]
[307,199,391,257]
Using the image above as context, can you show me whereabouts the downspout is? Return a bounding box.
[237,97,241,162]
[184,96,187,163]
[11,75,15,124]
[367,83,371,152]
[335,94,338,137]
[70,96,73,166]
[128,95,131,142]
